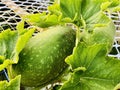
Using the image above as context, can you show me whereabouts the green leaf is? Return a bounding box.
[0,22,34,68]
[60,43,120,90]
[0,56,5,64]
[65,43,107,70]
[16,21,24,34]
[81,20,115,51]
[23,13,60,28]
[0,29,18,60]
[0,59,13,71]
[0,75,21,90]
[23,0,119,29]
[58,0,120,22]
[48,0,119,29]
[90,21,115,50]
[60,0,82,21]
[48,4,62,16]
[48,4,73,23]
[16,20,26,35]
[51,0,108,26]
[102,0,120,12]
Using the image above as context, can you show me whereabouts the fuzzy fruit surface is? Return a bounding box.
[12,26,76,87]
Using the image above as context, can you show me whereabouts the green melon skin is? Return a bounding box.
[11,26,76,87]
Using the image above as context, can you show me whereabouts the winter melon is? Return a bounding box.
[11,25,75,87]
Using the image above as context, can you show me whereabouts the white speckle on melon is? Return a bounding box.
[36,54,39,57]
[23,53,26,56]
[30,57,33,60]
[41,60,44,64]
[28,63,32,67]
[47,65,51,69]
[53,47,57,50]
[47,70,50,74]
[34,47,37,50]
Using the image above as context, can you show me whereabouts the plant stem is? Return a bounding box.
[75,26,80,46]
[7,65,13,80]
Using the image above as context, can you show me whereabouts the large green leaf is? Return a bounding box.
[0,22,35,71]
[53,0,120,25]
[60,0,82,21]
[23,12,60,28]
[23,0,120,29]
[0,75,21,90]
[60,43,120,90]
[0,29,18,60]
[103,0,120,12]
[48,0,119,34]
[82,20,115,52]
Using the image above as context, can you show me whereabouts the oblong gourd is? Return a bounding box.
[11,25,75,87]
